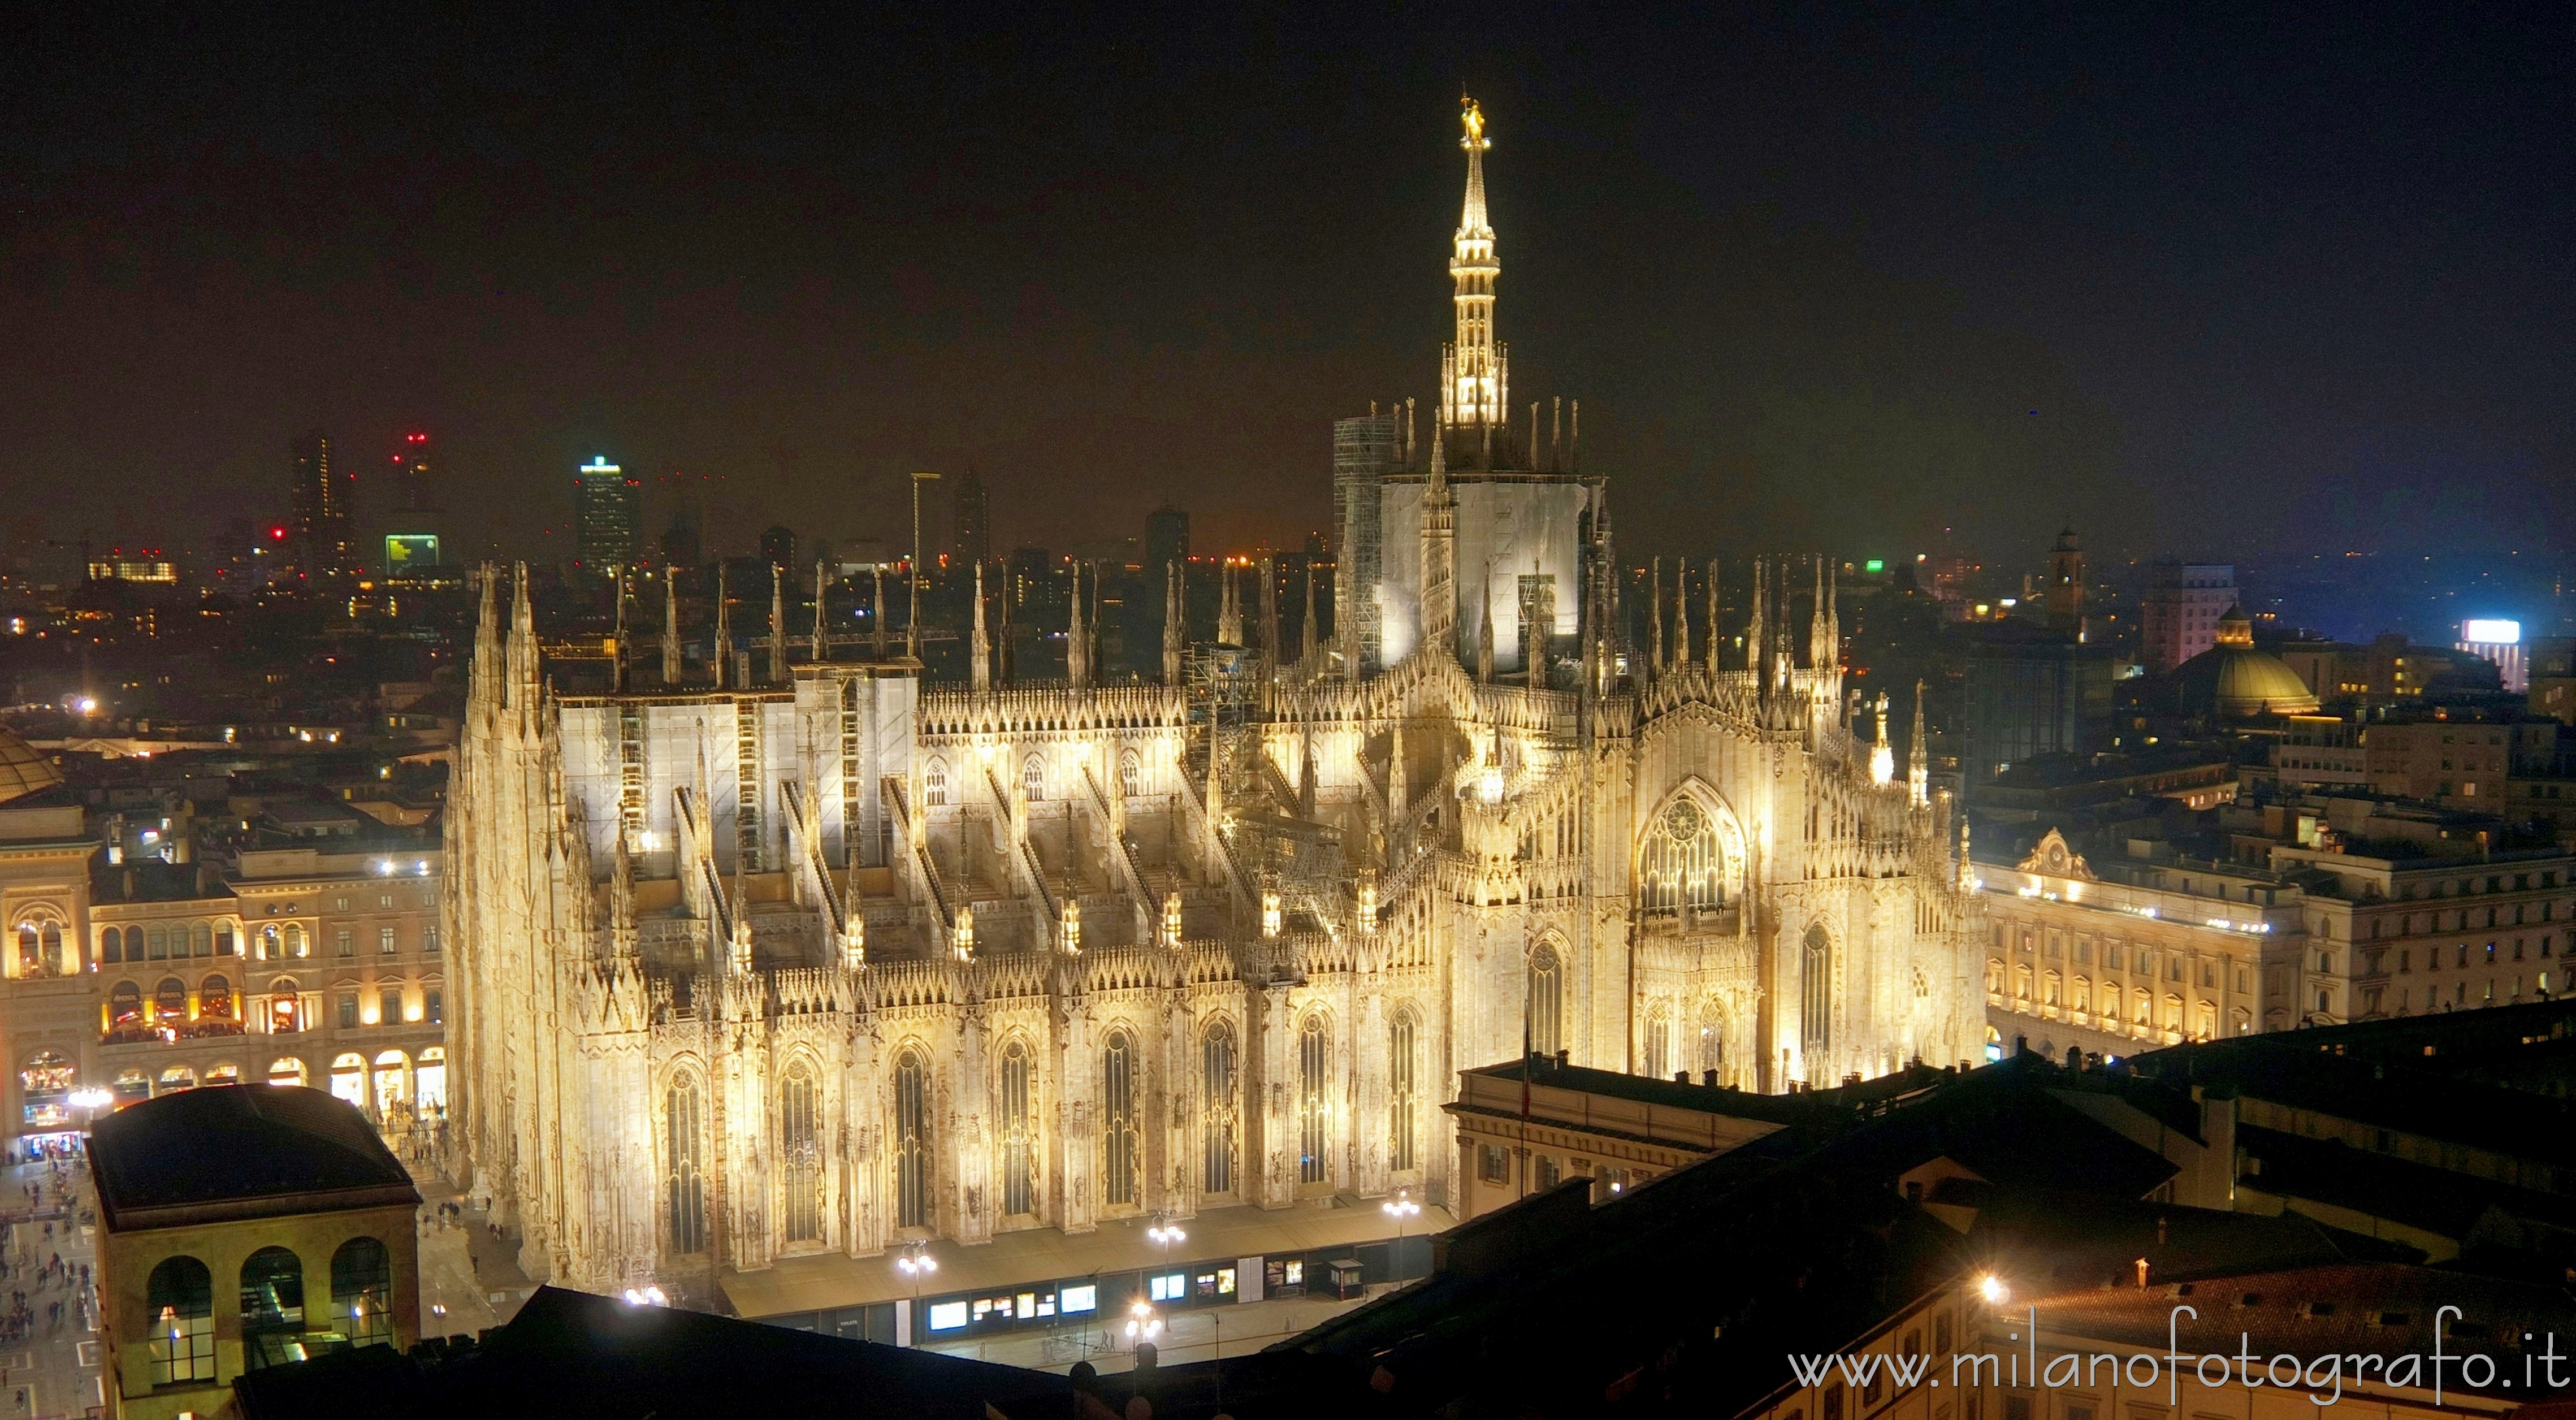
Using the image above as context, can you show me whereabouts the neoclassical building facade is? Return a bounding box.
[444,99,1982,1299]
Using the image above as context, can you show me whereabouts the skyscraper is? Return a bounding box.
[384,431,444,573]
[289,428,353,582]
[575,456,641,572]
[758,525,796,579]
[1143,506,1188,579]
[393,431,434,514]
[951,471,990,565]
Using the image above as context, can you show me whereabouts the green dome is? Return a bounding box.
[0,726,62,806]
[2170,608,2319,717]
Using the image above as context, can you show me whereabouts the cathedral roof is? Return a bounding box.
[0,725,62,807]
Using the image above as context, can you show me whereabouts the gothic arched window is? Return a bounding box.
[923,759,948,808]
[1202,1020,1237,1196]
[894,1050,932,1229]
[1023,752,1047,803]
[1297,1015,1330,1186]
[1102,1030,1139,1207]
[1801,925,1832,1055]
[665,1075,708,1253]
[1389,1007,1419,1174]
[1527,942,1564,1058]
[1697,1003,1725,1078]
[1639,796,1727,914]
[780,1063,822,1243]
[1119,748,1142,799]
[1644,1004,1671,1080]
[999,1040,1034,1217]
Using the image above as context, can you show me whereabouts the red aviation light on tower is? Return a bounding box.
[406,432,428,444]
[271,527,288,540]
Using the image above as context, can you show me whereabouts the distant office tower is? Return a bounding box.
[1335,413,1399,672]
[575,456,641,572]
[1960,625,2117,786]
[384,431,444,573]
[2140,561,2236,674]
[759,525,796,579]
[289,429,353,581]
[393,431,434,514]
[951,471,990,565]
[1144,506,1189,583]
[661,503,702,571]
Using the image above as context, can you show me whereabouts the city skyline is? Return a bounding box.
[2,9,2568,570]
[5,20,2576,1412]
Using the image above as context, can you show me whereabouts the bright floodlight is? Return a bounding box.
[2462,619,2521,644]
[1978,1273,2009,1305]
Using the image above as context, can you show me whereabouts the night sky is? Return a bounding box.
[3,6,2568,570]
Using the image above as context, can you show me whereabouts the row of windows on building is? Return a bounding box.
[2388,937,2556,971]
[2387,870,2563,900]
[2356,901,2558,937]
[656,1010,1432,1256]
[262,979,443,1034]
[2398,976,2552,1011]
[144,1236,394,1384]
[2,920,447,977]
[20,1046,445,1129]
[1994,925,2239,986]
[98,921,440,963]
[1474,1141,1642,1199]
[920,750,1148,808]
[97,972,442,1039]
[1991,962,2251,1038]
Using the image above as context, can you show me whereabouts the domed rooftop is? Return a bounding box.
[2171,607,2320,718]
[0,726,62,806]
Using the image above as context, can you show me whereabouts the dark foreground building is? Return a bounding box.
[231,1005,2576,1419]
[233,1285,1077,1420]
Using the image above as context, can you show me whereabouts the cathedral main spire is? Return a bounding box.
[1440,97,1506,443]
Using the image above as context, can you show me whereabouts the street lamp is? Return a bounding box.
[1382,1190,1422,1281]
[1147,1217,1186,1273]
[895,1242,938,1343]
[1124,1297,1163,1348]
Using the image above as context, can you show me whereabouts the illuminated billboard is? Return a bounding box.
[386,535,442,573]
[2461,619,2521,645]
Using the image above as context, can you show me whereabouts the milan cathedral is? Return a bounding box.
[443,98,1981,1297]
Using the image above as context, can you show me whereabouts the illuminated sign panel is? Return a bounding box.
[2462,619,2521,644]
[386,535,442,572]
